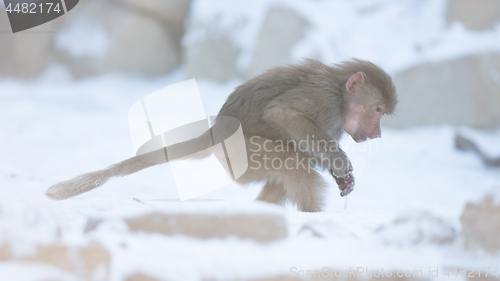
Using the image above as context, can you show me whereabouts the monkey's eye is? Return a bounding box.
[376,107,383,113]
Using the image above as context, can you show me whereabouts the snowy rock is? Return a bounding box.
[185,34,241,82]
[87,212,288,243]
[447,0,500,30]
[296,221,358,240]
[0,204,109,281]
[116,0,191,32]
[0,0,191,78]
[461,186,500,253]
[183,4,311,82]
[0,9,57,77]
[245,6,309,79]
[126,274,161,281]
[0,243,110,281]
[55,0,183,77]
[386,53,500,129]
[374,212,456,247]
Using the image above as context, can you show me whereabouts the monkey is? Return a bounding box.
[46,59,397,212]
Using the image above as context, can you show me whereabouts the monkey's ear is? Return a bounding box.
[346,72,365,94]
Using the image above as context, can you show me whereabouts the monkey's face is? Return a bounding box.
[344,71,386,143]
[343,101,384,143]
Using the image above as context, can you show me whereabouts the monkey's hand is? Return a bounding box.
[331,172,354,197]
[328,150,354,196]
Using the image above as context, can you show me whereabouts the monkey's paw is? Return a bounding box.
[332,172,354,197]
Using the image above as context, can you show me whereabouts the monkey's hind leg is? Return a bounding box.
[265,152,326,213]
[281,169,326,212]
[256,180,287,206]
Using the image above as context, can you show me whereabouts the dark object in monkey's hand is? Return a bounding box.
[332,172,355,197]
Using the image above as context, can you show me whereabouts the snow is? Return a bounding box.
[55,11,112,58]
[374,212,457,247]
[481,185,500,206]
[0,262,85,281]
[2,0,500,280]
[1,65,499,280]
[186,0,500,74]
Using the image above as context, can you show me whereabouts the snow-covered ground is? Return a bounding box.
[0,66,499,280]
[2,0,500,279]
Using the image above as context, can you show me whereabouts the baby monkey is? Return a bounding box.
[47,59,397,212]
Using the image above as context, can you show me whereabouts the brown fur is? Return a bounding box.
[46,59,397,212]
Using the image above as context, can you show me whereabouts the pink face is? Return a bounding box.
[357,104,383,142]
[344,72,385,143]
[344,103,384,143]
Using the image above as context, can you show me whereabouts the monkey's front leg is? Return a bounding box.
[328,148,354,197]
[263,105,355,197]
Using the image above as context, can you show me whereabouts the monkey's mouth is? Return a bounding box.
[353,132,368,143]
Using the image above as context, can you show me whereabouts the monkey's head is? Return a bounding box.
[339,60,397,143]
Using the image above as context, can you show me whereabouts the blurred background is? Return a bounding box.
[1,0,500,128]
[0,0,499,280]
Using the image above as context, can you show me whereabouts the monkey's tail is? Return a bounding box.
[46,130,214,200]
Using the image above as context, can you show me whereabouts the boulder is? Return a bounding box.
[386,53,500,129]
[461,186,500,253]
[115,0,191,35]
[86,212,288,243]
[115,0,190,24]
[0,6,57,77]
[0,243,110,281]
[185,34,241,82]
[374,212,456,246]
[447,0,500,30]
[0,203,110,280]
[0,0,191,78]
[245,6,309,79]
[55,0,182,77]
[126,274,162,281]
